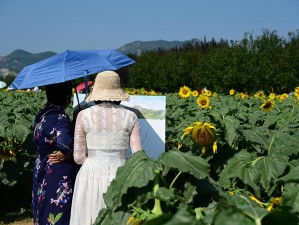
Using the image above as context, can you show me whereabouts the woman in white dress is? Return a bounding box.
[70,71,142,225]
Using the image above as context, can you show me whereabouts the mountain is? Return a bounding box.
[118,39,200,55]
[0,49,56,76]
[0,39,199,76]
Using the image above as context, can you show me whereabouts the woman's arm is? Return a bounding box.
[130,118,142,154]
[48,114,73,164]
[73,111,87,164]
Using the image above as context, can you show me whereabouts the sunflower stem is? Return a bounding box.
[170,171,182,188]
[151,173,163,215]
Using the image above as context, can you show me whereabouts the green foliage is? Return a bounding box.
[0,90,74,212]
[94,93,299,224]
[128,30,299,94]
[1,87,299,224]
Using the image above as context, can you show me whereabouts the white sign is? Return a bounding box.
[121,95,166,160]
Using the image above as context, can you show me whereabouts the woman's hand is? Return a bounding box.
[48,151,71,163]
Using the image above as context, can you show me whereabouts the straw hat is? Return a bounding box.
[85,71,129,102]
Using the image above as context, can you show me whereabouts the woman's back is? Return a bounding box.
[81,102,137,150]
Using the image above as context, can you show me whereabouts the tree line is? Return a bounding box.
[2,29,299,95]
[124,29,299,94]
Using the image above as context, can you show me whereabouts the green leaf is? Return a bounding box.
[54,212,63,223]
[223,115,239,147]
[242,128,270,150]
[236,195,268,222]
[255,153,288,195]
[103,150,158,210]
[159,150,210,180]
[214,194,268,225]
[243,167,261,196]
[93,209,130,225]
[282,183,299,213]
[156,187,181,206]
[262,208,299,225]
[278,165,299,183]
[218,150,256,188]
[213,206,255,225]
[93,208,111,225]
[6,124,30,142]
[182,181,198,205]
[143,206,199,225]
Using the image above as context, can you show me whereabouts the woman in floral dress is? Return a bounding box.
[32,81,78,225]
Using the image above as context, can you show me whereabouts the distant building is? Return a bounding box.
[0,68,16,78]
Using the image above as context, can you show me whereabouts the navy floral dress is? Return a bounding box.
[32,103,78,225]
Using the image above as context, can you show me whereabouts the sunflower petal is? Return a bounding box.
[213,141,217,154]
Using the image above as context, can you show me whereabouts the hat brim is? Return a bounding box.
[85,89,130,102]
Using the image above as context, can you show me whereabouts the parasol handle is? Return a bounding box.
[72,80,82,110]
[84,72,89,95]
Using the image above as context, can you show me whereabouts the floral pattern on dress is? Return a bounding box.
[32,102,78,225]
[37,179,47,206]
[51,176,73,208]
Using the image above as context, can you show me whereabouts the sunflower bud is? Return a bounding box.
[182,122,218,155]
[191,122,216,146]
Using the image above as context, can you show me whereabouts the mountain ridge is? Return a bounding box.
[0,39,201,76]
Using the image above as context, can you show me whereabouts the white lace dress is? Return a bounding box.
[70,102,142,225]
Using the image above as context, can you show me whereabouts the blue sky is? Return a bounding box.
[1,0,298,56]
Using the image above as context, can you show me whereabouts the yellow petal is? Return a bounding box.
[213,141,217,154]
[201,146,206,155]
[181,127,193,139]
[178,143,182,150]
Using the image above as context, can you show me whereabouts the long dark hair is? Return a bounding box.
[45,81,73,106]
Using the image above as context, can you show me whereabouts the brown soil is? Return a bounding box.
[6,219,33,225]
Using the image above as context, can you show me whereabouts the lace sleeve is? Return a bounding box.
[130,119,142,154]
[73,111,87,164]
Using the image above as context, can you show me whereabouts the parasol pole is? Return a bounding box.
[84,70,89,95]
[72,80,82,110]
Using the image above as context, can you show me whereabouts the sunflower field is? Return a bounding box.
[1,86,299,224]
[94,87,299,225]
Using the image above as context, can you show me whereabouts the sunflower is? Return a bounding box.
[260,100,275,111]
[255,91,265,99]
[179,85,191,98]
[235,93,241,98]
[181,122,217,155]
[196,95,211,109]
[141,90,148,95]
[213,92,218,97]
[229,89,235,96]
[241,93,249,99]
[281,93,288,99]
[205,90,212,96]
[127,216,141,225]
[192,90,199,97]
[267,197,282,212]
[269,93,276,100]
[132,89,140,95]
[0,149,16,160]
[201,89,207,96]
[149,90,157,95]
[276,94,283,101]
[276,93,288,101]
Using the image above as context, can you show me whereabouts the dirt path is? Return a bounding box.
[6,219,33,225]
